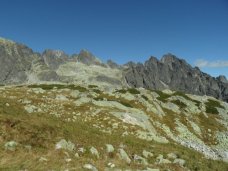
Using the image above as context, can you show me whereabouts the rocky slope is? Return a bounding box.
[0,37,124,88]
[0,37,228,102]
[1,38,228,170]
[124,54,228,102]
[0,84,228,170]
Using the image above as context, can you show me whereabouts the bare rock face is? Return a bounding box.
[0,38,37,84]
[124,53,228,102]
[42,49,69,70]
[76,49,104,66]
[107,59,121,69]
[0,37,227,102]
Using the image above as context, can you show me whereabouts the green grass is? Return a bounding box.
[154,90,171,102]
[118,101,133,108]
[141,95,148,101]
[115,88,140,95]
[153,90,201,108]
[28,84,87,92]
[1,106,227,171]
[205,99,224,114]
[127,88,140,94]
[173,92,201,107]
[92,89,102,94]
[171,100,187,109]
[1,86,228,171]
[115,89,127,94]
[88,85,98,88]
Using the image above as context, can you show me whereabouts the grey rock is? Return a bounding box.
[142,150,153,158]
[217,75,228,84]
[173,158,186,166]
[167,152,177,159]
[39,156,48,162]
[124,53,228,102]
[1,37,227,103]
[133,154,148,165]
[142,168,160,171]
[24,105,38,113]
[96,75,122,85]
[155,154,171,164]
[107,162,115,168]
[83,164,98,171]
[90,146,99,158]
[78,147,85,153]
[118,148,131,164]
[42,49,68,70]
[107,60,121,69]
[77,49,103,66]
[55,139,75,152]
[4,141,18,151]
[0,38,37,84]
[106,144,115,153]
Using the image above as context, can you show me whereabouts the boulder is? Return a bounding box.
[55,139,75,152]
[118,148,131,164]
[90,147,99,158]
[4,141,18,151]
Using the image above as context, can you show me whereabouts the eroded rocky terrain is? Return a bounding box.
[1,84,228,170]
[0,37,228,102]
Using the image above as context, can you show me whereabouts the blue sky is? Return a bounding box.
[0,0,228,78]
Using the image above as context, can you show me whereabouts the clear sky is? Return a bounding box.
[0,0,228,78]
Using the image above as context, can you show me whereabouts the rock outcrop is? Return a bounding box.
[124,53,228,102]
[0,37,228,102]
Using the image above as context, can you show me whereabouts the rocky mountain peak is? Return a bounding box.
[124,54,228,102]
[107,59,120,69]
[147,56,159,63]
[77,49,102,65]
[0,37,15,45]
[161,53,189,66]
[42,49,68,70]
[217,75,228,83]
[42,49,68,59]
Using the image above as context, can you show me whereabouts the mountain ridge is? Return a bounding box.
[0,37,227,102]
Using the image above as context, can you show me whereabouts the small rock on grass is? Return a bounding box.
[106,144,115,153]
[90,146,99,158]
[83,164,98,171]
[173,158,186,166]
[4,141,18,151]
[118,148,131,164]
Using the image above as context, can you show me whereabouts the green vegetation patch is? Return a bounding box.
[127,88,140,94]
[173,91,201,107]
[115,88,140,95]
[141,95,148,101]
[153,90,201,108]
[92,89,102,94]
[28,84,87,92]
[115,89,127,94]
[88,85,98,88]
[171,100,187,109]
[205,99,224,114]
[154,90,171,102]
[116,88,140,94]
[119,101,133,108]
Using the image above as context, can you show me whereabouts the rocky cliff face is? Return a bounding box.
[0,37,228,102]
[0,37,124,88]
[124,53,228,102]
[0,38,37,84]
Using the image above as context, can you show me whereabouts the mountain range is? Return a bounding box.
[0,37,227,102]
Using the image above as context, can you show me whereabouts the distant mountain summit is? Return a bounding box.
[0,37,227,102]
[124,53,228,102]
